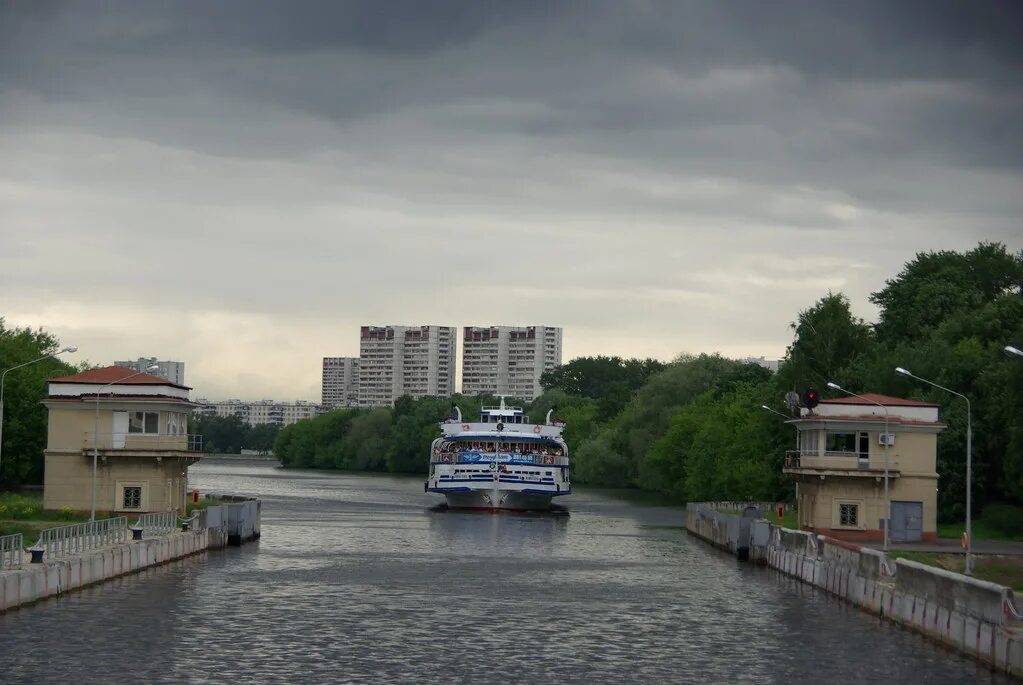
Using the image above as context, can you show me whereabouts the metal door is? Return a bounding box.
[890,501,923,543]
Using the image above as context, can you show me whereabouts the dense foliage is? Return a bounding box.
[0,320,77,487]
[190,414,280,454]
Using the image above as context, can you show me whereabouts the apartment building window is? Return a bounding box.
[129,411,159,434]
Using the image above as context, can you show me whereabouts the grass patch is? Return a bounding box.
[937,520,1023,542]
[765,508,799,529]
[0,492,93,542]
[185,497,225,515]
[888,551,1023,592]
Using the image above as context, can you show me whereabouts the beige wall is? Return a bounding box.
[798,473,937,535]
[44,451,192,514]
[47,404,191,451]
[801,426,938,476]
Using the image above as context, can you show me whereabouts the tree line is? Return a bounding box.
[4,242,1021,522]
[273,242,1023,522]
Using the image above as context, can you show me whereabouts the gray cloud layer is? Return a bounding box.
[1,1,1021,399]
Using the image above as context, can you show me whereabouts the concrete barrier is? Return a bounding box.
[0,529,208,613]
[685,502,1023,678]
[198,495,261,547]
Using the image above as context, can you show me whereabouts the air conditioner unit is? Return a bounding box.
[878,433,895,446]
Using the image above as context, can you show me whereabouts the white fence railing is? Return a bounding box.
[133,511,178,537]
[35,517,129,559]
[1,533,23,570]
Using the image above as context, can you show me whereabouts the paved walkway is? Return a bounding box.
[863,538,1023,555]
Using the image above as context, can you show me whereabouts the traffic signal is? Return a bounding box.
[802,388,820,409]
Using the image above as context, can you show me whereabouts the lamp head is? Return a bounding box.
[1006,346,1023,358]
[146,364,160,372]
[760,405,770,411]
[895,367,911,376]
[826,381,841,391]
[61,345,78,354]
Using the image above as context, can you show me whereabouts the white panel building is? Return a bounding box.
[115,358,186,385]
[461,326,562,401]
[358,325,456,407]
[322,357,360,409]
[194,399,323,426]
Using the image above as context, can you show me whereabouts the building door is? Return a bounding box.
[112,411,128,448]
[891,501,923,543]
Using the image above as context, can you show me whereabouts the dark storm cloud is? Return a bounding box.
[1,0,1021,398]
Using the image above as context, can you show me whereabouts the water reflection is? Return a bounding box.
[0,460,1009,685]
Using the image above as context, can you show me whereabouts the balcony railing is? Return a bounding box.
[785,450,898,472]
[81,432,203,453]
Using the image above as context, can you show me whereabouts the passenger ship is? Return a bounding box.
[425,399,570,511]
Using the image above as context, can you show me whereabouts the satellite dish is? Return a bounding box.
[784,391,800,413]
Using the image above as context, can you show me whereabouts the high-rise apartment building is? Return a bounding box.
[461,326,563,401]
[322,357,360,408]
[114,357,186,385]
[358,325,456,407]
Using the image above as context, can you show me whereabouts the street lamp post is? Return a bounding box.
[0,346,78,483]
[91,364,160,521]
[895,366,973,575]
[827,382,891,551]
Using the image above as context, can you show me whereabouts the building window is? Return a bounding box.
[825,432,857,454]
[799,431,819,455]
[129,411,159,434]
[839,503,859,527]
[122,486,142,509]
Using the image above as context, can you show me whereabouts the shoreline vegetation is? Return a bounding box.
[271,243,1023,532]
[3,243,1022,536]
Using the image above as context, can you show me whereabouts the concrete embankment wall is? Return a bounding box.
[686,502,1023,679]
[0,529,208,613]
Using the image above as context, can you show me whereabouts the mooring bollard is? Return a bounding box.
[131,526,143,541]
[29,547,45,564]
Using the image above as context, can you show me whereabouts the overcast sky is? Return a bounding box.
[1,1,1021,401]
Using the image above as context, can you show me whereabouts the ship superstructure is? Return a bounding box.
[425,398,569,511]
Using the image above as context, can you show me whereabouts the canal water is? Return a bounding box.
[0,460,1009,684]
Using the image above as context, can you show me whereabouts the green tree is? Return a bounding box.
[870,243,1023,345]
[540,356,665,420]
[777,292,872,392]
[0,320,77,486]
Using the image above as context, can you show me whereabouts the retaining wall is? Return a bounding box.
[0,529,208,613]
[686,502,1023,679]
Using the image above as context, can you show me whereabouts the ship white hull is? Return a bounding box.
[429,483,567,511]
[445,489,554,511]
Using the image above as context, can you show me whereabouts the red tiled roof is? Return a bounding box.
[821,393,939,408]
[45,394,194,404]
[49,366,191,390]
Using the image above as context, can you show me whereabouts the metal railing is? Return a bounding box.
[35,517,129,559]
[1,533,23,570]
[80,432,203,453]
[133,511,178,537]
